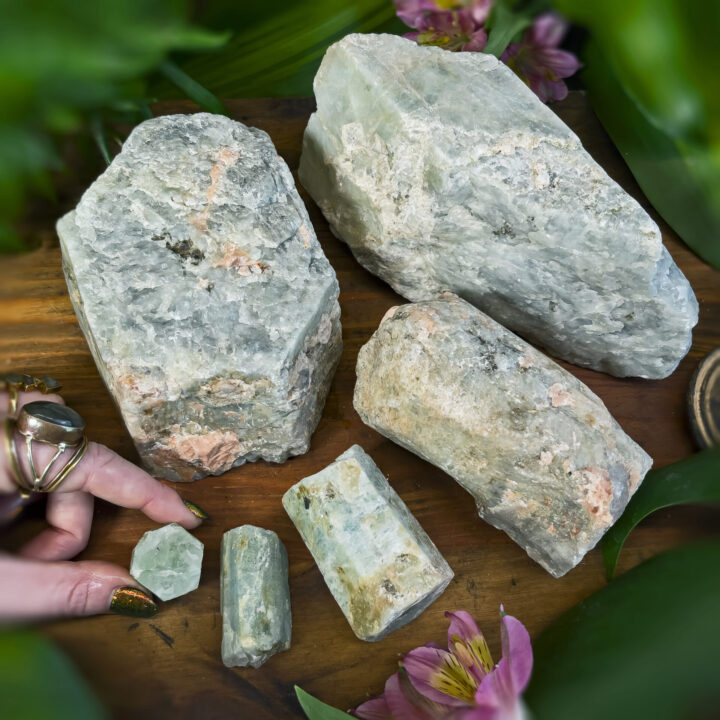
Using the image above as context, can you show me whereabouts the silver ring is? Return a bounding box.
[3,401,88,496]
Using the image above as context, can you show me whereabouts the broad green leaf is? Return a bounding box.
[295,686,355,720]
[553,0,719,144]
[552,0,720,269]
[580,40,720,269]
[0,630,107,720]
[602,446,720,579]
[526,540,720,720]
[153,0,405,99]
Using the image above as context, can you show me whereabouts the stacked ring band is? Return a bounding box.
[3,400,88,497]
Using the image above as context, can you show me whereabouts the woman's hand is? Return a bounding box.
[0,388,207,621]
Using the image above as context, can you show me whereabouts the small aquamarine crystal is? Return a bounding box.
[129,523,203,601]
[221,526,292,668]
[283,445,453,641]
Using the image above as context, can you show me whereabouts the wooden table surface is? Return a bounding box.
[1,94,719,720]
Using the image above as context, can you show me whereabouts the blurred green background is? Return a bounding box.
[0,0,718,267]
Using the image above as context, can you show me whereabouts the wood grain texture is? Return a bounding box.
[1,93,719,720]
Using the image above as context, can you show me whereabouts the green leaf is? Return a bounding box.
[602,446,720,579]
[295,686,355,720]
[552,0,720,269]
[0,630,107,720]
[483,2,534,57]
[152,0,405,98]
[580,40,720,269]
[0,0,227,252]
[526,540,720,720]
[90,113,111,165]
[158,60,228,115]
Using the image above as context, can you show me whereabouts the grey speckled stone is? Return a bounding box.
[130,523,203,601]
[353,294,653,577]
[299,33,697,379]
[221,526,291,668]
[58,113,341,481]
[282,444,453,641]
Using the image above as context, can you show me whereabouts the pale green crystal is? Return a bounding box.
[282,444,453,641]
[221,525,291,668]
[129,523,203,601]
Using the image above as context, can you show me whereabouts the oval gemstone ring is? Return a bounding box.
[4,400,88,496]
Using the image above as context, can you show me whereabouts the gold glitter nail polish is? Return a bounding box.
[183,499,210,521]
[109,586,158,618]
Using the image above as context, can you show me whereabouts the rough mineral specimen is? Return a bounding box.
[220,525,291,668]
[353,294,653,577]
[129,523,203,601]
[282,444,453,641]
[58,113,341,481]
[299,33,697,379]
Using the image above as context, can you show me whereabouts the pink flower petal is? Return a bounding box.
[446,611,482,647]
[385,671,452,720]
[534,77,569,103]
[415,9,474,34]
[394,0,439,29]
[536,48,582,79]
[403,646,476,707]
[445,611,494,679]
[527,12,568,48]
[473,671,501,711]
[462,28,488,52]
[468,0,493,26]
[455,708,501,720]
[499,614,533,695]
[354,694,394,720]
[474,674,531,720]
[499,42,521,64]
[473,614,532,713]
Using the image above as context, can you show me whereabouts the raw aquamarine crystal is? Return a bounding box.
[283,444,453,641]
[58,112,341,482]
[129,523,203,601]
[299,33,697,379]
[354,294,653,577]
[221,525,291,668]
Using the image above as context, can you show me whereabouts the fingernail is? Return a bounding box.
[183,499,210,521]
[109,586,158,618]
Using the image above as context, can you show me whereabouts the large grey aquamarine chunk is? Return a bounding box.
[58,112,341,481]
[130,523,203,601]
[353,294,653,577]
[299,33,697,379]
[283,444,453,641]
[221,526,291,668]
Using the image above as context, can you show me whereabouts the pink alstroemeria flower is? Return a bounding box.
[395,0,492,30]
[355,610,533,720]
[404,10,488,52]
[500,13,581,102]
[355,670,451,720]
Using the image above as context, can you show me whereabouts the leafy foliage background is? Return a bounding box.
[2,0,718,266]
[0,0,404,252]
